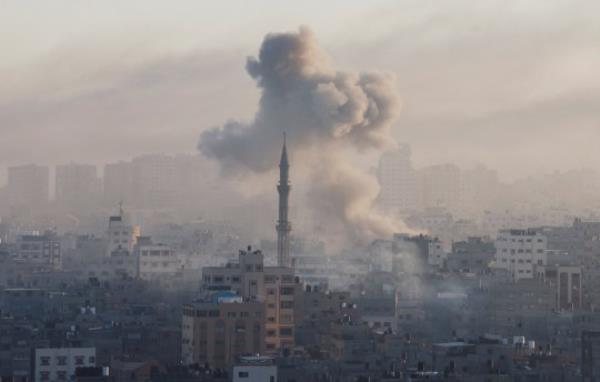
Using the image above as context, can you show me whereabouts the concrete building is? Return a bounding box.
[134,236,179,280]
[540,265,582,311]
[377,145,418,215]
[6,164,49,209]
[34,347,96,382]
[232,356,277,382]
[16,231,61,269]
[427,239,446,268]
[55,163,100,212]
[447,237,495,273]
[494,229,547,280]
[583,330,600,382]
[556,266,582,311]
[181,292,265,369]
[106,209,139,256]
[202,247,298,352]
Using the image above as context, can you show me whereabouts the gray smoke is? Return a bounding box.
[199,27,408,247]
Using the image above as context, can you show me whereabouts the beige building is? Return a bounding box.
[181,294,265,368]
[201,247,298,352]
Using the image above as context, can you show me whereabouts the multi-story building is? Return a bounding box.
[16,231,61,269]
[377,144,418,215]
[494,229,547,280]
[540,265,582,311]
[134,236,179,280]
[55,163,100,212]
[583,330,600,382]
[6,164,49,209]
[427,239,446,268]
[447,237,496,273]
[181,292,265,369]
[106,210,139,256]
[201,247,298,352]
[34,347,96,382]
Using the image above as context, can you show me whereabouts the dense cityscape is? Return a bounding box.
[1,139,600,381]
[3,2,600,381]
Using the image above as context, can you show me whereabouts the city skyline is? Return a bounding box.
[2,1,600,181]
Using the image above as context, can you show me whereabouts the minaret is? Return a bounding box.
[276,133,292,267]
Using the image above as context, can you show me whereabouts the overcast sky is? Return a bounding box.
[1,0,599,182]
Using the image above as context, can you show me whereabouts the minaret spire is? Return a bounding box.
[277,132,291,267]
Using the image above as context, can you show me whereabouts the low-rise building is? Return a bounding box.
[34,347,96,382]
[232,356,276,382]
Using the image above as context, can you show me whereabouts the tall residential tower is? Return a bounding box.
[276,134,291,267]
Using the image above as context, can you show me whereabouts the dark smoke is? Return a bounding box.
[199,27,409,247]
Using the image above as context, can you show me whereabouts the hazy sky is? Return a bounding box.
[1,0,599,182]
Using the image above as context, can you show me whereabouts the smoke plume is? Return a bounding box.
[199,27,407,247]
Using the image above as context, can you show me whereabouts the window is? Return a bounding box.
[281,287,294,295]
[280,301,294,309]
[238,371,249,378]
[57,371,67,381]
[40,371,50,381]
[280,327,293,337]
[264,275,276,284]
[40,356,50,366]
[75,356,85,365]
[57,356,67,365]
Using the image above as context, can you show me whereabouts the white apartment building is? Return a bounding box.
[106,211,139,256]
[135,236,180,280]
[494,229,547,280]
[34,347,96,382]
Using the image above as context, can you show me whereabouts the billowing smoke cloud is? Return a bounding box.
[199,27,408,247]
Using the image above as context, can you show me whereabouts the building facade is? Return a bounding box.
[494,229,547,280]
[377,145,418,215]
[181,293,265,369]
[34,347,96,382]
[16,232,61,269]
[201,248,298,353]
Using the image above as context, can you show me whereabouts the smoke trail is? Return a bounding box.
[199,27,407,247]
